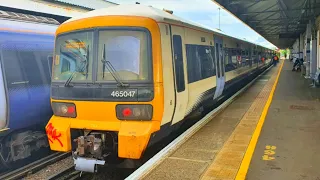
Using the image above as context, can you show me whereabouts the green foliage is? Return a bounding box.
[279,48,290,57]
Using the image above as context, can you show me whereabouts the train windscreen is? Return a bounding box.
[52,29,152,85]
[97,30,151,82]
[52,31,93,83]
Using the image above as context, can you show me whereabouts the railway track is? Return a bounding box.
[47,165,81,180]
[0,152,70,180]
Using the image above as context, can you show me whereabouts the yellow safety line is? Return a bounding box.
[235,60,285,180]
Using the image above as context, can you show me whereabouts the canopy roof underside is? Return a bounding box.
[213,0,320,49]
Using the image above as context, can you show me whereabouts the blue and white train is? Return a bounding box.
[0,10,59,168]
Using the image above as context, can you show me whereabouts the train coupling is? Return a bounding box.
[72,135,105,173]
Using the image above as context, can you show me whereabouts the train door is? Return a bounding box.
[170,25,188,125]
[213,36,225,99]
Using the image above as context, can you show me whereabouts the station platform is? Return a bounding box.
[140,59,320,180]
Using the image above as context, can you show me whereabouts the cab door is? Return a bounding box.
[213,36,225,99]
[170,25,188,125]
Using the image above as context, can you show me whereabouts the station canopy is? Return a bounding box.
[213,0,320,49]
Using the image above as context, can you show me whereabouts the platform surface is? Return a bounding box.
[142,61,282,180]
[246,60,320,180]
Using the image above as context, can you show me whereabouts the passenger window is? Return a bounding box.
[18,51,43,86]
[198,46,214,79]
[1,43,53,88]
[224,48,236,72]
[186,44,201,83]
[186,44,216,83]
[1,49,26,89]
[173,35,185,92]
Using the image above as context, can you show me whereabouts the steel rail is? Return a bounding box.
[47,165,81,180]
[0,152,70,180]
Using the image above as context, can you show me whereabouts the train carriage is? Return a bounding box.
[45,4,274,172]
[0,11,59,168]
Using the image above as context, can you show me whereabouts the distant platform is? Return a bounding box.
[246,60,320,180]
[135,59,320,180]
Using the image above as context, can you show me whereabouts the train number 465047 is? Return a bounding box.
[111,90,136,98]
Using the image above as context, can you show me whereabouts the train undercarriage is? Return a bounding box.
[0,130,49,169]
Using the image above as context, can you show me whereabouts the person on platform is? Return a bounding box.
[273,55,279,66]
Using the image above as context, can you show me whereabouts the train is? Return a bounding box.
[0,10,59,168]
[45,4,275,172]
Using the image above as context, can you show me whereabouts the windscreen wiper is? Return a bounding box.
[64,63,86,87]
[64,45,89,87]
[101,44,129,87]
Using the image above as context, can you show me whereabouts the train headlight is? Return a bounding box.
[52,102,77,118]
[116,105,153,120]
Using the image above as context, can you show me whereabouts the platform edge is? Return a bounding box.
[235,60,284,180]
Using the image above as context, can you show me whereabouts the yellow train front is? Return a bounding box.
[46,5,273,173]
[46,6,166,172]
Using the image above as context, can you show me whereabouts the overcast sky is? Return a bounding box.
[110,0,277,49]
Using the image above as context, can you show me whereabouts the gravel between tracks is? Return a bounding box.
[24,156,73,180]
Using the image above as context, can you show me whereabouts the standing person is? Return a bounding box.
[273,54,279,66]
[261,56,265,64]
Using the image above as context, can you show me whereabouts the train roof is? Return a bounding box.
[65,4,274,50]
[0,10,59,35]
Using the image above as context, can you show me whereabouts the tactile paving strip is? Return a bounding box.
[201,61,284,180]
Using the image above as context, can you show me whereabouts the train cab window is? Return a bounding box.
[53,31,93,82]
[97,30,151,82]
[172,35,185,92]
